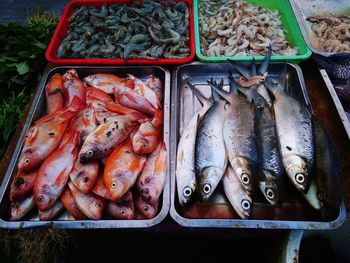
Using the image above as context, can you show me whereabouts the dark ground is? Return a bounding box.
[1,1,350,262]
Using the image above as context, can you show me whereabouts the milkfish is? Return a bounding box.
[176,81,211,206]
[222,165,252,219]
[45,73,64,115]
[136,142,167,204]
[195,79,228,200]
[265,69,314,193]
[104,139,147,201]
[34,130,79,211]
[211,78,257,192]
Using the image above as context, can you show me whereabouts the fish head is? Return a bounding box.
[35,185,56,211]
[110,203,134,220]
[199,166,223,201]
[139,185,157,204]
[106,172,129,201]
[232,157,254,191]
[88,197,104,220]
[259,178,281,207]
[176,169,196,206]
[136,196,158,219]
[236,195,252,219]
[18,150,40,172]
[283,155,310,193]
[79,145,100,163]
[76,171,96,193]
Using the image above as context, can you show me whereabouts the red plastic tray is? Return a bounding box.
[46,0,195,65]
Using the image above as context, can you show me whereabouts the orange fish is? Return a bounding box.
[92,173,112,200]
[135,194,159,219]
[127,74,161,110]
[132,108,163,154]
[90,101,119,125]
[86,87,113,105]
[106,191,134,220]
[10,169,37,201]
[70,106,97,143]
[68,181,105,220]
[70,158,99,194]
[45,73,64,115]
[84,73,134,94]
[60,188,87,220]
[79,114,140,162]
[114,85,156,116]
[104,139,147,201]
[10,194,35,221]
[39,199,63,221]
[62,69,86,107]
[136,142,167,204]
[34,130,79,211]
[144,74,163,101]
[17,99,82,172]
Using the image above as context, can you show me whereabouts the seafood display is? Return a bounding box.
[307,14,350,53]
[9,69,167,221]
[175,52,342,220]
[199,0,298,57]
[57,1,190,59]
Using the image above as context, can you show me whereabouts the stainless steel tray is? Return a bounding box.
[0,66,171,229]
[170,62,346,229]
[289,0,350,56]
[319,69,350,141]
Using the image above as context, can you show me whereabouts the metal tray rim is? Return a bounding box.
[169,61,346,230]
[0,65,171,229]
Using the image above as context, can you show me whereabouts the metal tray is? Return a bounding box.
[170,62,346,229]
[289,0,350,56]
[319,69,350,141]
[0,66,171,229]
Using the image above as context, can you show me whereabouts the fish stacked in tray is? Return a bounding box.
[9,69,167,222]
[175,52,342,220]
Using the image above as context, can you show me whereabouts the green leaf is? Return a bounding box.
[16,62,30,75]
[33,40,47,50]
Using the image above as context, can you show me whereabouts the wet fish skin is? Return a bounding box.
[222,165,252,219]
[10,194,35,221]
[70,106,97,143]
[136,142,167,204]
[45,73,64,115]
[10,169,37,202]
[303,179,322,210]
[135,194,159,219]
[86,87,113,104]
[60,188,87,220]
[106,192,134,220]
[62,69,86,107]
[92,172,112,200]
[195,79,227,200]
[68,181,105,220]
[70,158,99,194]
[265,74,314,193]
[84,73,129,94]
[144,74,163,101]
[39,200,64,221]
[105,139,147,201]
[34,130,79,211]
[313,117,342,208]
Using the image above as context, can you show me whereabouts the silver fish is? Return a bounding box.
[176,81,211,206]
[211,78,257,192]
[303,179,322,210]
[265,70,314,194]
[222,165,252,219]
[195,79,227,200]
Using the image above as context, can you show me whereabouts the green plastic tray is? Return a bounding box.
[194,0,312,63]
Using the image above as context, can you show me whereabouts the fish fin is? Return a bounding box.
[258,46,272,75]
[251,57,257,76]
[186,79,211,107]
[227,60,252,79]
[207,78,225,102]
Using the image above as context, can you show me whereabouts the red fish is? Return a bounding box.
[39,199,63,220]
[10,194,35,221]
[62,69,86,107]
[60,188,87,220]
[45,73,64,114]
[10,169,37,201]
[106,192,134,220]
[113,85,156,116]
[86,87,113,105]
[90,101,119,125]
[17,99,82,172]
[136,142,167,204]
[144,74,163,101]
[84,73,134,94]
[70,158,99,193]
[70,106,97,143]
[34,130,79,211]
[92,173,112,200]
[135,194,159,219]
[68,181,105,220]
[104,139,147,201]
[132,108,163,154]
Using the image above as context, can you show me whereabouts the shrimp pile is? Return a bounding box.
[307,14,350,53]
[199,0,298,57]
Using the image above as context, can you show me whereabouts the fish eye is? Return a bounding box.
[295,173,305,184]
[95,203,101,208]
[144,206,149,212]
[202,184,211,194]
[241,173,250,185]
[266,188,275,199]
[121,210,125,215]
[183,187,192,197]
[142,189,149,196]
[24,159,30,164]
[241,199,251,211]
[86,150,94,157]
[111,182,117,188]
[83,177,89,183]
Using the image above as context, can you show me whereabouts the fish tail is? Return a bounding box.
[186,79,211,107]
